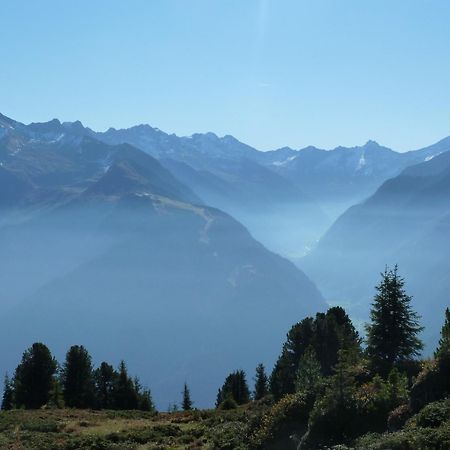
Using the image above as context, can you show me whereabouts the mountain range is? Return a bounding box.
[302,149,450,346]
[0,113,324,408]
[1,111,450,406]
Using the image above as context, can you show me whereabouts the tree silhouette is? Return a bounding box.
[253,363,269,401]
[61,345,95,408]
[366,266,423,375]
[14,343,57,409]
[182,383,193,411]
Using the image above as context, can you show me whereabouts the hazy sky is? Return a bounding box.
[1,0,450,151]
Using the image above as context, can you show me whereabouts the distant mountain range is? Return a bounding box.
[1,112,449,404]
[0,113,325,408]
[302,149,450,347]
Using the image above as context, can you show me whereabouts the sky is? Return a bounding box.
[1,0,450,151]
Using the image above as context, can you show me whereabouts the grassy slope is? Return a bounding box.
[0,408,253,450]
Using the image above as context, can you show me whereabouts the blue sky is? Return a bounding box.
[1,0,450,151]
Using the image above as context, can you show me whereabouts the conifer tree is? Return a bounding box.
[331,349,359,404]
[139,388,155,412]
[216,388,223,408]
[14,342,57,409]
[270,307,360,399]
[253,363,269,401]
[295,346,322,393]
[94,362,116,409]
[182,383,193,411]
[270,317,314,399]
[217,370,250,406]
[61,345,95,408]
[366,266,423,375]
[435,307,450,360]
[112,361,138,410]
[1,374,14,410]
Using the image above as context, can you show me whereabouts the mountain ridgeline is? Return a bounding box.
[1,112,450,408]
[0,113,324,408]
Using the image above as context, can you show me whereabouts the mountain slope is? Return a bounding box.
[301,151,450,348]
[0,113,325,407]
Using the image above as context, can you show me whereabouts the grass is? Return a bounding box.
[0,407,254,450]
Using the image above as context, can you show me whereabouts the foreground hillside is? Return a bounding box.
[2,271,449,449]
[0,399,449,450]
[0,408,244,450]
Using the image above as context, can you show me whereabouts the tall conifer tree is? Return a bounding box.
[182,383,193,411]
[61,345,95,408]
[366,266,423,375]
[253,363,269,401]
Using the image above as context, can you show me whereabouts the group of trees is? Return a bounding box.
[215,266,450,448]
[2,264,449,443]
[2,344,155,411]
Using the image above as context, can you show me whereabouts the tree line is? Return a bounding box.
[1,344,157,411]
[2,265,449,427]
[215,266,447,408]
[214,265,450,449]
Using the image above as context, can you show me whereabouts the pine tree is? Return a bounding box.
[1,374,14,410]
[366,266,423,376]
[295,346,322,393]
[216,388,223,408]
[139,389,155,412]
[332,349,359,404]
[182,383,193,411]
[14,342,57,409]
[270,317,315,399]
[270,307,361,399]
[61,345,95,408]
[253,363,269,401]
[217,370,250,406]
[112,361,138,410]
[94,362,117,409]
[435,307,450,360]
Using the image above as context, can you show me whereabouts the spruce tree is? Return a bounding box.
[366,266,423,376]
[435,307,450,360]
[253,363,269,401]
[1,374,14,410]
[14,342,57,409]
[182,383,193,411]
[61,345,95,408]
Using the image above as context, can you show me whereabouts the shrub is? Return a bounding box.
[412,397,450,428]
[249,392,311,449]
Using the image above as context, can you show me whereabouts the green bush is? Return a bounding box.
[249,392,311,449]
[208,421,248,450]
[412,397,450,428]
[219,396,238,410]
